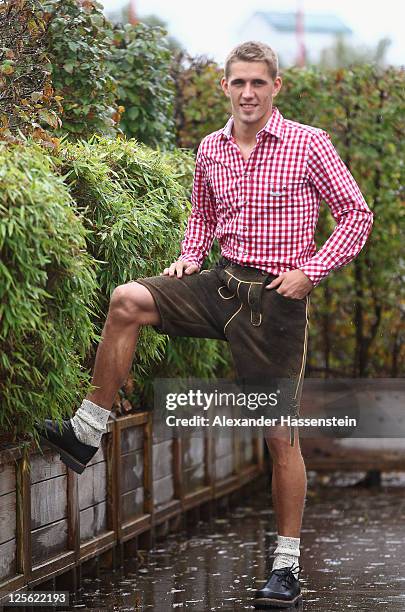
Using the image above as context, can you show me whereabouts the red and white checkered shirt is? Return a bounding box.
[180,107,373,286]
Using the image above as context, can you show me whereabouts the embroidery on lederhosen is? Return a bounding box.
[217,267,268,332]
[289,294,310,447]
[247,281,263,326]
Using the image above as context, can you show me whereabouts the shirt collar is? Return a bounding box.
[221,107,284,141]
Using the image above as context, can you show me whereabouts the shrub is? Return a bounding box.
[160,147,195,194]
[0,0,61,146]
[173,55,229,150]
[42,2,176,144]
[0,1,177,149]
[110,22,176,148]
[0,143,97,439]
[42,0,117,138]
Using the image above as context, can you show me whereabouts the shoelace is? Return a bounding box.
[273,563,303,589]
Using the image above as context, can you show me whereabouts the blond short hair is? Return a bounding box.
[225,41,279,80]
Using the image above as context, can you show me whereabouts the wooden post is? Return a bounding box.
[172,434,183,508]
[254,435,265,472]
[109,424,120,540]
[16,451,31,582]
[67,469,80,558]
[233,424,240,480]
[204,426,214,489]
[143,412,154,544]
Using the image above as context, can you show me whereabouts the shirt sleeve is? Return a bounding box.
[299,130,374,287]
[179,146,217,268]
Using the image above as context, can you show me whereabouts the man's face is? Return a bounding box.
[221,61,282,128]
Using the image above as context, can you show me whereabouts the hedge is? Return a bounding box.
[0,143,97,439]
[0,139,227,437]
[277,66,405,376]
[110,22,175,148]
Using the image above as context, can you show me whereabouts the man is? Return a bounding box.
[38,41,373,608]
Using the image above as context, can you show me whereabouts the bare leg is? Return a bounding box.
[37,282,161,474]
[265,426,307,537]
[253,427,306,603]
[86,282,161,409]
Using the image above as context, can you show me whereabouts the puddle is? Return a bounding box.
[60,473,405,610]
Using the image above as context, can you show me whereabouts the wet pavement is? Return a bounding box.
[68,471,405,611]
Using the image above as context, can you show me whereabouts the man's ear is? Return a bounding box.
[221,76,230,97]
[272,76,283,99]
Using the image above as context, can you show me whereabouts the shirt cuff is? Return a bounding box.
[298,263,327,288]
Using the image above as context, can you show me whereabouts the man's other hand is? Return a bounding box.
[161,260,200,278]
[265,269,313,299]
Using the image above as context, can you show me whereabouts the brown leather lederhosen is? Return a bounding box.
[137,257,310,446]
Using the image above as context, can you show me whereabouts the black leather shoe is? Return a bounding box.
[36,419,99,474]
[253,564,303,609]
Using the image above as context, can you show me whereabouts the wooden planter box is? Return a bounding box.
[0,410,264,600]
[0,446,21,593]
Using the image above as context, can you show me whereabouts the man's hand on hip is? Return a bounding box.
[161,260,200,278]
[265,269,313,299]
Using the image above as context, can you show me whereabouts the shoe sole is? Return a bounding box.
[39,436,86,475]
[253,593,302,609]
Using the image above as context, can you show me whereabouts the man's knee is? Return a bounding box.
[266,429,301,465]
[109,282,159,326]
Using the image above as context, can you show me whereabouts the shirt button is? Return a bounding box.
[242,226,248,231]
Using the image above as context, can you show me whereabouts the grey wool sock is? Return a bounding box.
[70,399,110,447]
[272,534,301,579]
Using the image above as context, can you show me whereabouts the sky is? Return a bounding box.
[100,0,405,67]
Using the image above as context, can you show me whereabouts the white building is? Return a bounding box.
[240,11,352,67]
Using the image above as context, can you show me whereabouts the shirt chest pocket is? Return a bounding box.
[265,179,310,208]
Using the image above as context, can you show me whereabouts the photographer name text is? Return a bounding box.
[165,415,357,428]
